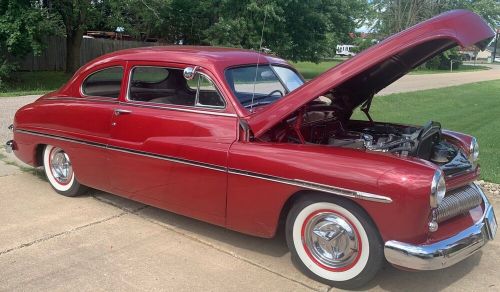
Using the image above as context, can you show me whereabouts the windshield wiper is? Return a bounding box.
[240,94,273,105]
[244,100,273,109]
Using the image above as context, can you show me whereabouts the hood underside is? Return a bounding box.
[246,10,495,138]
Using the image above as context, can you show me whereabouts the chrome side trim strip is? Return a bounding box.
[108,146,226,172]
[17,129,107,149]
[15,129,226,173]
[228,169,392,204]
[119,102,238,117]
[16,128,392,203]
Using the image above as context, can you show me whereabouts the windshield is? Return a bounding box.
[225,65,304,110]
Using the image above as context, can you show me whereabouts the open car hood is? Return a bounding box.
[246,10,494,138]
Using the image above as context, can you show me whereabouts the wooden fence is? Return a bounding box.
[19,36,165,71]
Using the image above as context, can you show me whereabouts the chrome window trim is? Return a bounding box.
[193,73,226,109]
[16,128,391,204]
[80,66,124,99]
[117,101,237,117]
[44,96,120,104]
[126,65,227,111]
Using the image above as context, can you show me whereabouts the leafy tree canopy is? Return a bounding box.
[88,0,369,62]
[371,0,499,35]
[0,0,58,86]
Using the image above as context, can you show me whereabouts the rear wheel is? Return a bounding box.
[43,145,87,197]
[286,195,383,289]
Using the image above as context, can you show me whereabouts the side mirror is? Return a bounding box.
[183,66,199,80]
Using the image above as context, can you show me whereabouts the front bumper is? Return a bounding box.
[384,183,497,270]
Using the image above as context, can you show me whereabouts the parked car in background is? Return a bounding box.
[336,44,357,57]
[6,10,497,289]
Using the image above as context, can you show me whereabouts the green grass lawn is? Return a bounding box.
[409,64,490,75]
[292,61,489,79]
[0,71,71,97]
[352,80,500,183]
[291,60,344,79]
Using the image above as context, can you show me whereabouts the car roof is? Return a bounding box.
[83,46,289,70]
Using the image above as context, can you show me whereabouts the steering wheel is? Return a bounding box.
[268,89,284,97]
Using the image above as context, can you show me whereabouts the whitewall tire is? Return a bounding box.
[43,145,87,196]
[286,194,383,289]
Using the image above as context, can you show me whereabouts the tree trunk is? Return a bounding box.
[65,30,83,74]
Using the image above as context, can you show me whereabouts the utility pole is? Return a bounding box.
[493,28,499,63]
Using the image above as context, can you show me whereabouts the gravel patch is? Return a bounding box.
[478,180,500,196]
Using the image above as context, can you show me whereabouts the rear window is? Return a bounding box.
[82,67,123,98]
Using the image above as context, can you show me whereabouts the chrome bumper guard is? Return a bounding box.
[5,140,14,153]
[384,183,497,270]
[5,124,14,153]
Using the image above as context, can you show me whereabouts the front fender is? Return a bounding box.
[225,142,436,241]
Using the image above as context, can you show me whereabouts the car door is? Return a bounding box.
[27,64,124,192]
[108,62,238,226]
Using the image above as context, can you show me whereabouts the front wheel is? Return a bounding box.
[286,195,383,289]
[43,145,88,197]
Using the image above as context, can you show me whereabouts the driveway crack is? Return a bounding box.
[0,211,128,256]
[91,193,322,291]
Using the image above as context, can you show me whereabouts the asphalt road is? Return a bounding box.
[377,63,500,95]
[1,67,500,291]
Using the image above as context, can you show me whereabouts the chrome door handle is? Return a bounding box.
[114,109,132,116]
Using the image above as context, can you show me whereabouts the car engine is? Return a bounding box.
[327,121,459,164]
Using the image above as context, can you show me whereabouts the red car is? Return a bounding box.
[6,10,497,289]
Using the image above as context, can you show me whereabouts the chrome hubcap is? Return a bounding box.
[49,148,73,184]
[304,212,359,269]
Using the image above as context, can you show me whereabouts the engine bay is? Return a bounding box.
[323,121,459,164]
[264,102,468,168]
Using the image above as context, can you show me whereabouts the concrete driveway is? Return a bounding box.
[0,159,499,291]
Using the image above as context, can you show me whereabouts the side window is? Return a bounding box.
[82,67,123,98]
[129,67,195,106]
[194,73,225,108]
[128,66,224,108]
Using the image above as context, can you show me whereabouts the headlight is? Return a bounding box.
[469,137,479,163]
[430,169,446,208]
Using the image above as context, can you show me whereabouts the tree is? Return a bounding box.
[194,0,368,62]
[101,0,369,62]
[369,0,499,69]
[49,0,91,73]
[371,0,500,35]
[0,0,56,87]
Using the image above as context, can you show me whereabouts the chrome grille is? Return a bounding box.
[435,184,483,223]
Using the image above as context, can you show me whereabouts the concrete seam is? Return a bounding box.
[91,194,324,292]
[0,211,128,256]
[137,214,326,291]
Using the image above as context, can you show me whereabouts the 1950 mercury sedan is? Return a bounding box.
[5,10,497,289]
